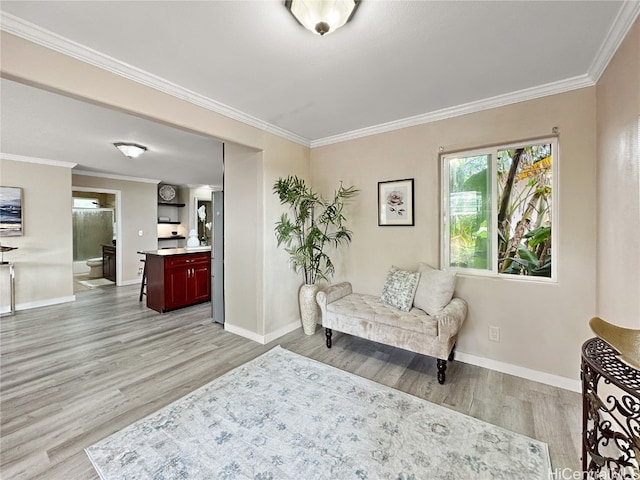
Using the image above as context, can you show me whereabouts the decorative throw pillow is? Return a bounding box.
[380,266,421,312]
[413,263,457,316]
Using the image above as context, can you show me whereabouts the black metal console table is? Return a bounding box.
[581,337,639,478]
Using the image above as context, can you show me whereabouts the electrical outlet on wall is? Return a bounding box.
[138,267,143,275]
[488,325,500,342]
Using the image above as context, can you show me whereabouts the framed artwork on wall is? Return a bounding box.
[196,198,212,246]
[378,178,414,226]
[0,186,23,236]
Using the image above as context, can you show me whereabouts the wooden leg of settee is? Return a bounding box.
[437,359,447,385]
[325,328,332,348]
[436,344,456,385]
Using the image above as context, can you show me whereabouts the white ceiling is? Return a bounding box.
[1,1,638,185]
[1,79,225,187]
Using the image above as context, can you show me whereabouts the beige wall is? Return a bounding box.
[261,134,312,338]
[225,135,311,339]
[72,174,158,284]
[224,143,263,334]
[311,87,598,381]
[596,17,640,328]
[0,159,74,310]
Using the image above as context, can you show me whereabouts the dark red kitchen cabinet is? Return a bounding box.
[145,251,211,313]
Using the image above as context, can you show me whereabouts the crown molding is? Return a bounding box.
[2,4,638,152]
[309,1,640,148]
[72,169,160,184]
[0,12,311,148]
[184,183,222,190]
[0,152,77,168]
[0,153,159,183]
[588,1,640,83]
[311,74,594,148]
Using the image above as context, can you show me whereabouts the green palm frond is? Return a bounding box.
[273,176,359,284]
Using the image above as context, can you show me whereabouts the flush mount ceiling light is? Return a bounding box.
[113,142,147,159]
[285,0,360,36]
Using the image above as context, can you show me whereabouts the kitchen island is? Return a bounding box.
[141,247,211,313]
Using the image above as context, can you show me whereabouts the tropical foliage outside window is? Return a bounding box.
[442,138,556,279]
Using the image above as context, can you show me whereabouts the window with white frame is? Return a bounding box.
[441,138,557,280]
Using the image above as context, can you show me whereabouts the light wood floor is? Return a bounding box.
[1,284,582,479]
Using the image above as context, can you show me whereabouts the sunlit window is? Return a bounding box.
[442,138,557,280]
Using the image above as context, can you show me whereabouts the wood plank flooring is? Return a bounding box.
[1,284,582,479]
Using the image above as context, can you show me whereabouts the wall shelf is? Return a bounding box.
[158,236,186,240]
[158,201,185,224]
[157,198,186,247]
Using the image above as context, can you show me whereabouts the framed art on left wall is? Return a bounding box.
[0,186,23,236]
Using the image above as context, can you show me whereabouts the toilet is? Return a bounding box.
[86,258,103,278]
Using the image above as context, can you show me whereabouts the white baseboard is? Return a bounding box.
[224,323,266,344]
[119,278,142,286]
[455,351,581,393]
[224,322,580,392]
[264,320,302,344]
[225,320,301,345]
[0,295,76,315]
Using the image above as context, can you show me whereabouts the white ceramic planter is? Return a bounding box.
[299,283,320,335]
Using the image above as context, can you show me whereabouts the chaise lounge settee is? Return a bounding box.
[316,263,468,384]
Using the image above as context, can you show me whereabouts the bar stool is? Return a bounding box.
[139,259,147,302]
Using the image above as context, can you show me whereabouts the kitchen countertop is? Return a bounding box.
[140,247,212,256]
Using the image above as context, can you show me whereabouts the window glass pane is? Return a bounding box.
[497,143,552,277]
[73,197,99,208]
[447,154,492,270]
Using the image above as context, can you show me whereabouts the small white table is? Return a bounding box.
[1,262,15,316]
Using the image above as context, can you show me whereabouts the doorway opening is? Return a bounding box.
[72,188,120,293]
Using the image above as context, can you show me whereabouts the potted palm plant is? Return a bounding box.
[274,175,358,335]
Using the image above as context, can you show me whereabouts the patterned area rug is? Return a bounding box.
[85,346,551,479]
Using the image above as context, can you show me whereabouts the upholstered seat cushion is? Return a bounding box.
[317,281,468,381]
[327,292,438,336]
